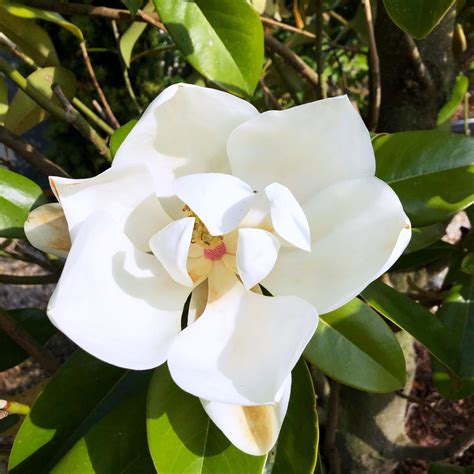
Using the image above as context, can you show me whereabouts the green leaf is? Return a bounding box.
[0,167,46,239]
[5,66,77,135]
[147,363,267,473]
[0,75,8,125]
[110,119,138,158]
[432,274,474,399]
[429,462,474,474]
[437,74,469,126]
[461,251,474,275]
[272,359,319,474]
[392,241,456,272]
[0,8,59,66]
[153,0,264,96]
[0,308,55,371]
[122,0,144,16]
[0,0,83,40]
[8,351,126,473]
[119,7,150,68]
[405,222,447,254]
[382,0,455,39]
[374,131,474,227]
[361,280,459,379]
[304,298,406,393]
[49,373,154,473]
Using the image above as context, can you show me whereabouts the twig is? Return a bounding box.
[131,44,176,63]
[0,274,59,284]
[0,33,36,69]
[259,77,282,110]
[51,83,112,160]
[404,34,435,92]
[464,92,471,136]
[261,17,315,39]
[362,0,381,131]
[0,57,111,159]
[264,32,319,87]
[79,41,120,129]
[324,379,341,474]
[72,98,114,136]
[0,307,59,374]
[0,125,70,177]
[315,0,327,99]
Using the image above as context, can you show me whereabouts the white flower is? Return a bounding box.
[25,83,411,455]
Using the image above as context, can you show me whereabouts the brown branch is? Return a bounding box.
[51,83,112,160]
[362,0,381,131]
[259,78,282,110]
[324,379,341,474]
[261,16,315,39]
[404,34,435,92]
[0,274,59,284]
[315,0,327,99]
[0,125,70,177]
[264,32,319,87]
[0,307,59,374]
[79,41,120,129]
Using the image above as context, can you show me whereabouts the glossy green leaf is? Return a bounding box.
[153,0,264,96]
[304,298,406,393]
[432,274,474,399]
[5,67,77,135]
[272,359,319,474]
[382,0,455,39]
[361,280,459,379]
[437,74,469,126]
[110,119,138,158]
[405,222,447,254]
[0,8,59,66]
[0,167,46,239]
[0,75,8,125]
[9,351,126,473]
[0,308,55,371]
[122,0,144,16]
[392,241,457,272]
[461,251,474,275]
[50,372,153,473]
[374,131,474,227]
[0,0,83,40]
[147,363,266,473]
[119,5,151,68]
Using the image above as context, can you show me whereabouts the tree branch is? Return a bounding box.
[403,34,435,92]
[315,0,327,99]
[324,379,342,474]
[0,274,59,284]
[0,125,70,177]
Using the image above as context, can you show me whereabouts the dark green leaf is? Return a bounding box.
[437,74,469,126]
[374,131,474,227]
[429,462,473,474]
[110,119,138,158]
[272,359,319,474]
[0,75,8,125]
[391,241,456,272]
[405,222,447,254]
[432,274,474,399]
[0,167,46,239]
[0,308,55,371]
[382,0,455,39]
[461,251,474,275]
[147,363,266,473]
[361,280,459,379]
[304,298,406,393]
[153,0,264,96]
[122,0,144,16]
[5,66,77,135]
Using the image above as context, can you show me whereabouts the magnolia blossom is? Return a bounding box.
[25,84,411,456]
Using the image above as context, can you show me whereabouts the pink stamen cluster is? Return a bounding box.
[203,242,227,261]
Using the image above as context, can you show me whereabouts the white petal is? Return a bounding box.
[265,182,311,251]
[237,228,280,289]
[48,212,189,370]
[187,280,209,326]
[24,203,71,258]
[228,95,375,203]
[113,83,258,197]
[149,217,195,287]
[201,375,291,455]
[263,177,411,314]
[50,164,171,251]
[175,173,255,236]
[168,262,318,405]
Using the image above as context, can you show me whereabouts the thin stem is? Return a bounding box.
[324,379,341,474]
[404,34,434,92]
[260,16,315,39]
[259,77,282,110]
[0,400,30,416]
[315,0,327,99]
[362,0,381,131]
[72,98,115,136]
[464,92,471,136]
[79,41,120,129]
[0,273,59,284]
[0,307,59,374]
[131,44,176,63]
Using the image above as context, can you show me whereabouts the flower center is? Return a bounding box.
[203,242,227,261]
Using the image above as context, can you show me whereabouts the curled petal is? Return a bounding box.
[228,95,375,203]
[48,212,189,370]
[237,228,280,289]
[175,173,255,236]
[263,177,411,314]
[113,83,258,197]
[24,203,70,258]
[168,262,318,405]
[201,375,291,455]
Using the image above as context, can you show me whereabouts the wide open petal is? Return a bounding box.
[263,177,411,315]
[48,212,189,370]
[50,164,171,251]
[113,83,258,197]
[24,203,71,258]
[175,173,255,236]
[228,95,375,203]
[201,375,291,456]
[167,261,317,405]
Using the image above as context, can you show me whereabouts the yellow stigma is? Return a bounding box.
[183,205,223,248]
